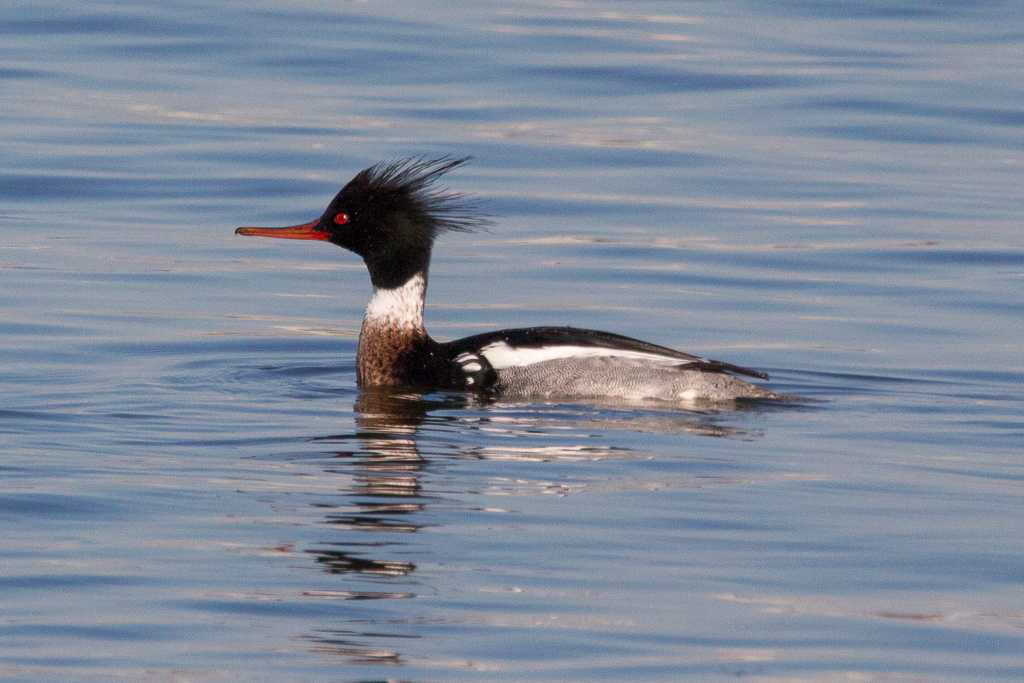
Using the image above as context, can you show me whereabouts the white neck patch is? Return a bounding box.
[363,272,426,330]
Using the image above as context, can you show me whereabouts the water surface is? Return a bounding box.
[2,1,1023,681]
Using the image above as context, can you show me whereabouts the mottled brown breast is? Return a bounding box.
[356,322,435,387]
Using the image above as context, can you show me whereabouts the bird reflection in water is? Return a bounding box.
[296,388,765,663]
[298,388,462,663]
[308,386,448,555]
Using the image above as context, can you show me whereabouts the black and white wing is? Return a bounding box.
[445,326,768,384]
[449,349,498,390]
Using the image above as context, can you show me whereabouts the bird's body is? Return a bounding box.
[236,157,776,403]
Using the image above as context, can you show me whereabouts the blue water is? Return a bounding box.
[2,1,1023,681]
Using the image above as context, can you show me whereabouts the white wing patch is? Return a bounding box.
[454,351,487,387]
[478,341,697,370]
[454,352,484,373]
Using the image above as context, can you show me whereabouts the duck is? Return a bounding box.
[236,156,776,402]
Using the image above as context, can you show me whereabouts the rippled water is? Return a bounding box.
[2,1,1023,681]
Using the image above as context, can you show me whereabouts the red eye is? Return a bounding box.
[333,212,350,225]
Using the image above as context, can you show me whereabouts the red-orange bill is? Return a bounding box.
[235,219,329,241]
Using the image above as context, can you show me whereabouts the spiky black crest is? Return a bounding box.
[350,155,490,236]
[320,156,490,288]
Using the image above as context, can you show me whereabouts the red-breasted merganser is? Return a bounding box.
[236,157,776,402]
